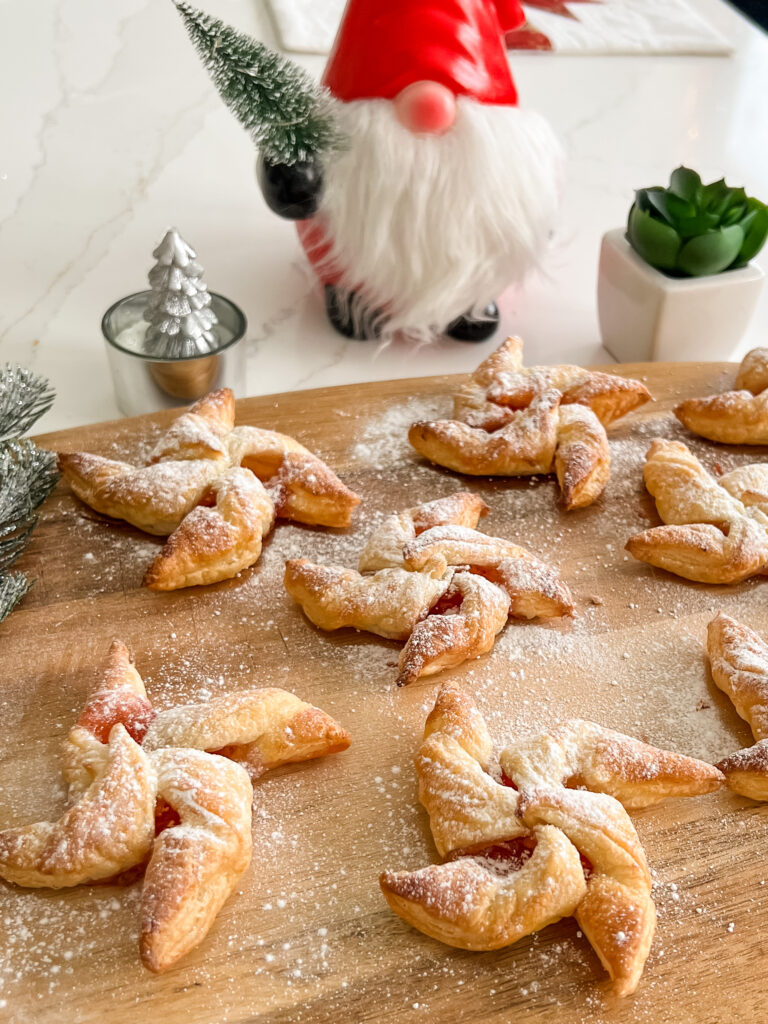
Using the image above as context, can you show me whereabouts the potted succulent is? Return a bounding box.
[598,167,767,362]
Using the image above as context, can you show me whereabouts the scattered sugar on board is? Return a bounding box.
[349,395,446,473]
[5,395,768,1021]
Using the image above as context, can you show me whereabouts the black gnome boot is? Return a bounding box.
[444,302,500,342]
[325,286,383,341]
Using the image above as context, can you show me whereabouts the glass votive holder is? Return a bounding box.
[102,290,247,417]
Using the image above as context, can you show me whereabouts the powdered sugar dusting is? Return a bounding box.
[350,395,445,472]
[4,384,768,1021]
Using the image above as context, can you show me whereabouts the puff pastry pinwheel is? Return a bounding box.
[140,684,349,973]
[409,337,649,510]
[707,612,768,801]
[675,347,768,444]
[139,747,254,973]
[57,388,360,591]
[379,685,723,997]
[143,687,351,782]
[0,640,157,890]
[284,493,572,686]
[0,641,351,973]
[626,439,768,583]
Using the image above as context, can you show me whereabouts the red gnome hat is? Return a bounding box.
[323,0,525,107]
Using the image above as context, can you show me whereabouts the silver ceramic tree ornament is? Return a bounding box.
[142,229,219,358]
[101,230,246,416]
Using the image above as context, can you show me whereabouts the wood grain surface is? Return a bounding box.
[2,362,768,1024]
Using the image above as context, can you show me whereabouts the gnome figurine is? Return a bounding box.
[177,0,562,343]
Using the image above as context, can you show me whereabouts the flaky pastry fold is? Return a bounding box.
[626,439,768,583]
[148,388,235,464]
[408,338,648,510]
[57,389,359,590]
[358,492,488,572]
[143,469,275,591]
[708,612,768,800]
[143,688,351,781]
[140,748,253,973]
[0,724,156,889]
[0,640,157,889]
[409,389,562,478]
[284,560,450,641]
[675,348,768,444]
[380,685,723,997]
[396,572,510,687]
[451,336,650,430]
[56,453,221,536]
[284,494,572,686]
[0,641,350,972]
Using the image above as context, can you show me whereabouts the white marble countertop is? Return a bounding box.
[1,0,767,433]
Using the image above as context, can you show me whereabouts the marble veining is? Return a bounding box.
[0,0,766,432]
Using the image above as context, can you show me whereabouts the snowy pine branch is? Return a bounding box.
[0,367,59,624]
[0,441,59,571]
[0,364,56,440]
[174,1,344,165]
[0,572,31,626]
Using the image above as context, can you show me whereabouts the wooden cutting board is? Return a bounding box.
[2,362,768,1024]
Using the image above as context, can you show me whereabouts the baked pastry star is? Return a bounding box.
[57,388,360,591]
[0,641,351,972]
[708,612,768,801]
[408,337,650,510]
[380,685,723,997]
[626,439,768,583]
[675,347,768,444]
[284,493,573,687]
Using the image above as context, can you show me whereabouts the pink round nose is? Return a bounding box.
[394,81,457,136]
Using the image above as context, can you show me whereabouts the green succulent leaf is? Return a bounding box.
[635,188,660,214]
[702,178,729,211]
[724,186,747,210]
[629,168,766,275]
[708,193,735,221]
[722,202,747,226]
[627,204,682,270]
[645,189,695,226]
[733,201,768,267]
[669,166,703,205]
[736,208,758,235]
[676,225,745,276]
[675,212,721,238]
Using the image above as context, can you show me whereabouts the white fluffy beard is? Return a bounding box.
[316,97,563,341]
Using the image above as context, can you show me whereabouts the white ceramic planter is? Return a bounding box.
[597,228,764,363]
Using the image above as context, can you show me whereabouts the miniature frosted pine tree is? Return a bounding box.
[142,228,219,358]
[173,1,343,166]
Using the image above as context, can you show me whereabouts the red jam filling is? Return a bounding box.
[471,564,499,585]
[580,853,594,880]
[451,835,537,872]
[211,745,231,757]
[430,591,464,615]
[154,798,181,835]
[494,771,592,880]
[78,693,156,744]
[479,837,536,868]
[197,488,217,508]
